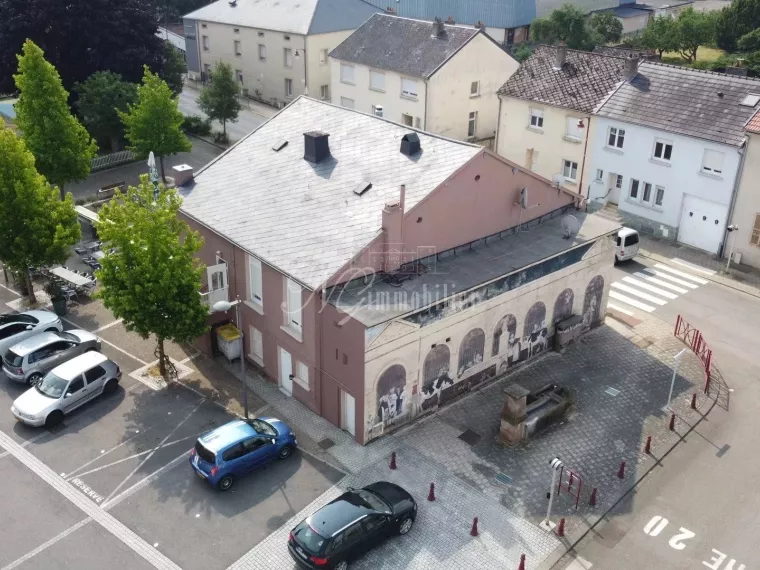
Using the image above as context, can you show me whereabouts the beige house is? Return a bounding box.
[495,45,632,196]
[728,111,760,268]
[183,0,380,107]
[330,14,518,145]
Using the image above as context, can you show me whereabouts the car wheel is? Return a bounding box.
[27,373,42,387]
[217,475,234,491]
[104,379,118,395]
[45,410,64,429]
[334,561,348,570]
[398,517,413,535]
[278,445,294,459]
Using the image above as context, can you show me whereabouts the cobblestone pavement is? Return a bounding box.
[221,310,717,570]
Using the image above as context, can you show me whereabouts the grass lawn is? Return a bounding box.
[661,45,726,65]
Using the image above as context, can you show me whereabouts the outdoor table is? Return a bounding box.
[50,266,92,287]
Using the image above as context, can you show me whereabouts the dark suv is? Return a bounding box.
[288,482,417,570]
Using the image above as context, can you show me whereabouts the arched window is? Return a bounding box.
[423,345,451,391]
[553,288,575,324]
[523,302,547,338]
[492,314,517,356]
[458,328,485,374]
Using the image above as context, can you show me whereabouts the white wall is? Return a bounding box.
[587,117,740,248]
[305,31,354,101]
[728,134,758,266]
[329,58,427,126]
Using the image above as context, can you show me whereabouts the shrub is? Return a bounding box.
[513,44,533,62]
[212,131,229,145]
[181,115,212,136]
[75,198,86,206]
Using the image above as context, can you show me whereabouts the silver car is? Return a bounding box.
[11,351,121,428]
[0,310,63,356]
[3,330,102,386]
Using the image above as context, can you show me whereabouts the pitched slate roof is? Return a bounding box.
[183,0,381,35]
[329,14,484,78]
[746,109,760,134]
[595,62,760,147]
[593,45,656,60]
[362,0,538,29]
[179,97,481,289]
[497,45,627,114]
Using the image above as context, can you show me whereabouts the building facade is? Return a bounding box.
[726,112,760,268]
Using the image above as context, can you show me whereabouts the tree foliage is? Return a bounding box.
[641,15,679,58]
[95,177,209,380]
[119,66,191,181]
[513,44,534,62]
[197,61,241,139]
[75,72,138,152]
[715,0,760,53]
[530,4,595,50]
[674,7,715,63]
[156,0,210,21]
[13,40,97,199]
[0,127,81,304]
[0,0,164,94]
[737,28,760,52]
[590,12,623,44]
[160,41,187,97]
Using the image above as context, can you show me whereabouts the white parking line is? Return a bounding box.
[607,302,636,316]
[93,318,123,333]
[671,258,717,275]
[0,518,92,570]
[609,291,656,312]
[63,428,151,480]
[621,276,679,299]
[61,317,148,366]
[654,263,709,285]
[633,272,689,294]
[566,556,593,569]
[642,268,699,289]
[611,282,668,305]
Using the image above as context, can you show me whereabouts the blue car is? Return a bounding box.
[190,417,298,490]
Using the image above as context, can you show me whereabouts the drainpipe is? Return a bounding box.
[495,95,503,151]
[720,141,747,258]
[577,115,591,200]
[423,80,428,130]
[302,37,308,95]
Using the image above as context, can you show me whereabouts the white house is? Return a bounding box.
[330,14,518,145]
[588,62,760,255]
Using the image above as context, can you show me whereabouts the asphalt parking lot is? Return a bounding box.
[0,282,344,570]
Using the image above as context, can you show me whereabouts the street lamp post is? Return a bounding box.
[666,348,688,411]
[212,297,248,418]
[540,457,564,531]
[725,224,739,273]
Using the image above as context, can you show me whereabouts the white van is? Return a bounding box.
[615,228,640,264]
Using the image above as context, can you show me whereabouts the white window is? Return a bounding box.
[284,48,293,68]
[751,214,760,246]
[249,326,264,363]
[234,28,239,34]
[653,138,673,161]
[642,182,653,204]
[340,96,354,109]
[285,78,293,97]
[340,63,355,84]
[201,23,207,28]
[202,35,209,51]
[702,149,724,175]
[563,159,578,181]
[258,31,264,37]
[468,111,477,138]
[370,70,385,91]
[566,117,582,140]
[234,40,241,56]
[607,126,625,148]
[294,361,309,390]
[401,78,418,98]
[258,44,266,60]
[655,185,665,207]
[470,80,480,96]
[320,84,329,100]
[236,69,243,83]
[629,179,640,200]
[319,49,328,64]
[615,174,623,188]
[372,105,383,117]
[530,108,543,129]
[402,113,413,126]
[285,278,302,334]
[595,169,604,181]
[248,256,263,307]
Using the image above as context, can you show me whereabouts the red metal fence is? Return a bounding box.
[674,315,713,393]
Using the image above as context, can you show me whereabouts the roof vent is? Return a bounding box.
[353,181,372,196]
[740,94,760,107]
[400,133,421,156]
[229,0,237,6]
[272,139,288,152]
[432,17,445,38]
[553,43,567,71]
[304,131,330,163]
[717,92,724,98]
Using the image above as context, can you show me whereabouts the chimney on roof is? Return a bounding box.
[446,15,455,24]
[624,55,638,80]
[385,6,396,14]
[382,185,406,272]
[400,132,421,156]
[304,131,330,163]
[432,17,445,37]
[553,43,567,70]
[476,20,485,29]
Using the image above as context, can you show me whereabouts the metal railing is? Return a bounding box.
[90,150,136,172]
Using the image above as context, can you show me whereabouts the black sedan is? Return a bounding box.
[288,481,417,570]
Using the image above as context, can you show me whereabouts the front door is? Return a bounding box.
[341,390,356,436]
[608,173,622,204]
[206,263,229,307]
[279,347,293,394]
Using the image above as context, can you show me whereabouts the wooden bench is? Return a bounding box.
[97,181,126,199]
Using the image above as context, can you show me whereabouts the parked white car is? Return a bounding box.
[0,310,62,356]
[11,351,121,428]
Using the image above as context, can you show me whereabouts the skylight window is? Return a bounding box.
[740,94,760,107]
[353,181,372,196]
[272,140,288,152]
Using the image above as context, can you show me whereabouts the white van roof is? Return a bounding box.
[618,227,638,238]
[51,351,109,380]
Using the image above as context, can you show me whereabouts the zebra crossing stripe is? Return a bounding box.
[653,263,709,285]
[609,290,655,312]
[633,272,689,294]
[621,276,679,299]
[611,282,668,305]
[607,302,635,316]
[642,268,699,289]
[671,257,717,275]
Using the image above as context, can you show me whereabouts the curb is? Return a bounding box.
[187,132,230,150]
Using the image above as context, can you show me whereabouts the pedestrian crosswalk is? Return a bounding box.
[607,261,712,317]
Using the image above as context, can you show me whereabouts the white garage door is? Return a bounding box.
[678,195,728,254]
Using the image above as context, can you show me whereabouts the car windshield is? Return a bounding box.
[36,373,68,399]
[249,419,277,436]
[0,314,37,325]
[4,350,23,367]
[356,489,391,513]
[293,520,327,554]
[58,331,79,343]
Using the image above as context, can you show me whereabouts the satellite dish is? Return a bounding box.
[552,173,564,188]
[561,215,580,239]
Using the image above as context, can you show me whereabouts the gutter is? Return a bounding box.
[577,114,591,200]
[423,80,429,130]
[720,140,747,258]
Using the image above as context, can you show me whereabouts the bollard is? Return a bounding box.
[557,518,565,537]
[518,554,526,570]
[669,413,676,431]
[389,451,397,470]
[617,460,626,479]
[691,393,697,410]
[704,369,711,395]
[589,487,597,507]
[470,517,479,537]
[428,482,436,502]
[644,436,652,454]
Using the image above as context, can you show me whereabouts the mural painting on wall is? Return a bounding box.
[521,301,549,359]
[553,288,575,325]
[582,275,604,331]
[371,364,408,438]
[421,344,453,412]
[492,314,518,375]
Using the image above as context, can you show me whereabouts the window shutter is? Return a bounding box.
[340,64,354,83]
[401,78,417,97]
[703,150,725,174]
[286,279,302,330]
[370,71,384,91]
[752,214,760,246]
[248,256,262,304]
[250,327,263,359]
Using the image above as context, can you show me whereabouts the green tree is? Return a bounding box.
[197,61,241,140]
[119,66,191,181]
[160,41,187,97]
[590,12,623,44]
[641,15,679,58]
[0,127,81,305]
[737,27,760,52]
[13,40,97,200]
[95,177,209,380]
[513,44,534,62]
[674,7,715,63]
[530,4,591,50]
[75,71,138,152]
[715,0,760,53]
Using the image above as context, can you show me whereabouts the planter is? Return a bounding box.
[51,297,68,316]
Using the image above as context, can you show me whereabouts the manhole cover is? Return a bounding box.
[318,438,335,450]
[495,473,512,485]
[458,429,481,446]
[605,387,620,396]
